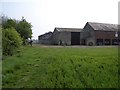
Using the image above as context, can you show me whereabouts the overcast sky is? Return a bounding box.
[1,0,119,39]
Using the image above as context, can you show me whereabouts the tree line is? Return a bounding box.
[1,16,32,56]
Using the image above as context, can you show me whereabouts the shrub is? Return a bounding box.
[2,28,22,56]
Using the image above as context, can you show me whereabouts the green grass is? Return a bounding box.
[2,45,118,88]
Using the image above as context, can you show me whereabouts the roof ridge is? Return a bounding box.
[55,27,83,29]
[87,22,117,25]
[87,22,118,31]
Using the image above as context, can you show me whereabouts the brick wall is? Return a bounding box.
[95,31,117,39]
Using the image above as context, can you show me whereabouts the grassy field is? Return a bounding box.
[2,45,118,88]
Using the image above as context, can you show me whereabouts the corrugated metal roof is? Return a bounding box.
[39,32,52,40]
[55,27,83,32]
[87,22,118,31]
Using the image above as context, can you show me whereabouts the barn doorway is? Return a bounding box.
[71,32,80,45]
[112,39,119,45]
[104,39,111,45]
[96,39,103,45]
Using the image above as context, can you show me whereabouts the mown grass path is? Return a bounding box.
[2,45,118,88]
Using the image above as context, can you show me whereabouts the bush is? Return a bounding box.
[2,28,22,56]
[0,27,2,60]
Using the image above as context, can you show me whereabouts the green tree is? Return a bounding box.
[2,18,17,29]
[2,28,22,56]
[2,16,33,45]
[2,15,18,30]
[16,18,32,45]
[16,19,32,39]
[2,16,32,40]
[2,16,33,56]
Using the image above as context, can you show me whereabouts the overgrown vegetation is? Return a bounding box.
[0,26,2,60]
[2,16,32,56]
[2,28,22,56]
[2,46,118,88]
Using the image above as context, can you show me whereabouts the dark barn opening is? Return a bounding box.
[112,39,119,45]
[96,39,103,45]
[71,32,80,45]
[104,39,111,45]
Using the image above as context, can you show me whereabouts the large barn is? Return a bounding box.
[38,22,119,46]
[51,27,83,45]
[82,22,119,45]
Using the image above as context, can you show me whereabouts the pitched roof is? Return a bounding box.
[87,22,118,31]
[55,27,83,32]
[38,32,52,40]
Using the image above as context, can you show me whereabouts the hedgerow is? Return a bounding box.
[2,28,22,56]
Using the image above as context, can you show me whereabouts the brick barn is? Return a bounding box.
[82,22,119,45]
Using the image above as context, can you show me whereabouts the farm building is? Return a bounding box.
[51,28,83,45]
[38,22,119,46]
[38,31,53,45]
[82,22,119,45]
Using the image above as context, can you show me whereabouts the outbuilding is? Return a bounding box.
[51,27,83,45]
[38,32,53,45]
[82,22,119,45]
[38,22,119,46]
